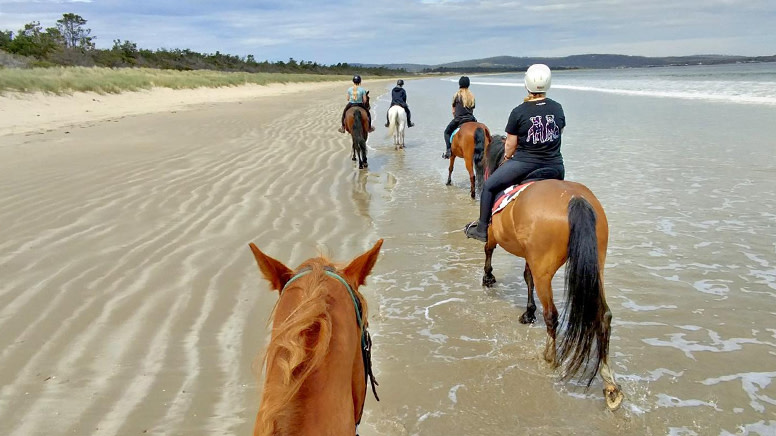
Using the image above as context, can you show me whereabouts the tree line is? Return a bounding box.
[0,13,405,76]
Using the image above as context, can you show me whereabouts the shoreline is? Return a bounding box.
[0,81,351,137]
[0,78,401,138]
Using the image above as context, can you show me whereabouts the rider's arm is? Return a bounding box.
[504,134,518,160]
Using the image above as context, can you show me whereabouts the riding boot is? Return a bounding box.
[442,142,451,159]
[464,220,488,242]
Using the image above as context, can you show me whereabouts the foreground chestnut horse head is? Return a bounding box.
[249,239,383,436]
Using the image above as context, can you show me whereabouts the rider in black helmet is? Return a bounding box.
[385,79,414,128]
[339,74,375,133]
[442,76,477,158]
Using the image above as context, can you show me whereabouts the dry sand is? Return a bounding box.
[0,81,390,435]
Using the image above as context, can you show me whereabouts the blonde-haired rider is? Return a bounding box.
[442,76,476,158]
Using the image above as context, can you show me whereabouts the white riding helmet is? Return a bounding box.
[524,64,551,93]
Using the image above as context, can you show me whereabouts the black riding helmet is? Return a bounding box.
[397,79,404,86]
[459,76,470,88]
[353,75,362,84]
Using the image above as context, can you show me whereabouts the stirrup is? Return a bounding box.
[464,221,487,242]
[442,151,451,159]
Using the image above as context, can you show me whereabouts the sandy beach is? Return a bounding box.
[0,80,390,435]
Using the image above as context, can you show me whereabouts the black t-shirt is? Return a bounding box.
[453,95,475,118]
[391,86,407,105]
[505,98,565,164]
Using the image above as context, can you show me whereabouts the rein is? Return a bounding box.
[282,266,380,405]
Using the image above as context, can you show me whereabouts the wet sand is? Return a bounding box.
[0,81,388,435]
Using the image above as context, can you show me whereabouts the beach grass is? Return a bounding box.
[0,66,352,95]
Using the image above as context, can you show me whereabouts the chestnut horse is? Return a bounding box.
[344,92,370,169]
[446,121,491,198]
[476,136,624,410]
[249,239,383,436]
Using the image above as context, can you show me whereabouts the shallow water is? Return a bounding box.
[357,65,776,435]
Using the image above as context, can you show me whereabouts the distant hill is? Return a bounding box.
[359,54,776,73]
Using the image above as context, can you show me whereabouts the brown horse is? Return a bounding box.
[477,138,624,410]
[446,121,491,198]
[249,239,383,436]
[344,92,370,169]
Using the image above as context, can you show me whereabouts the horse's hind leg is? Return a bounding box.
[482,240,497,287]
[446,156,455,186]
[600,303,624,410]
[359,141,368,169]
[465,158,476,199]
[519,264,537,324]
[534,273,559,365]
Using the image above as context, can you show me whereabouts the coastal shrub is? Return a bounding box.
[0,66,352,94]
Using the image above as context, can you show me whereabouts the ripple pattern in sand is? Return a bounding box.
[0,90,382,435]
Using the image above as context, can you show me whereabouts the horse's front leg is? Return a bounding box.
[446,156,455,186]
[352,138,357,161]
[482,239,497,287]
[519,264,537,324]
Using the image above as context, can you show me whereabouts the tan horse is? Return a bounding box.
[446,121,491,198]
[344,92,370,169]
[477,139,624,410]
[249,239,383,436]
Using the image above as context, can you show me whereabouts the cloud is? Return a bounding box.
[0,0,774,64]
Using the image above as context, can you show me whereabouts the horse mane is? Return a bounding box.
[254,260,368,436]
[483,135,506,181]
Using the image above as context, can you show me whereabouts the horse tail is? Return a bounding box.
[387,107,398,138]
[557,196,607,387]
[473,127,485,166]
[255,271,333,436]
[352,108,364,137]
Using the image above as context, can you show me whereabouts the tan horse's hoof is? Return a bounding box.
[604,384,624,411]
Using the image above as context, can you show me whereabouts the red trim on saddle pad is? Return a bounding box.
[492,182,534,216]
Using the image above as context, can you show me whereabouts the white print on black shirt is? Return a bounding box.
[527,115,560,144]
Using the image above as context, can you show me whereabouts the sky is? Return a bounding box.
[1,0,774,65]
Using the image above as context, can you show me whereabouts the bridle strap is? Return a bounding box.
[281,265,380,425]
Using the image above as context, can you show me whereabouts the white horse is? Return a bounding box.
[386,105,407,150]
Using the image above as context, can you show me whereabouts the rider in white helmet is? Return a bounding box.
[464,64,566,242]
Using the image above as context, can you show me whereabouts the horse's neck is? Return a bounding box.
[266,290,363,436]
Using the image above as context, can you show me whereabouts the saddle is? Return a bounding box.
[492,167,564,216]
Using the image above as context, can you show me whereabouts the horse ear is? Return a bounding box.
[342,239,383,288]
[248,243,294,292]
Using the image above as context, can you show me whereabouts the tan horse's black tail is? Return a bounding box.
[473,127,485,166]
[473,127,486,189]
[558,196,608,387]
